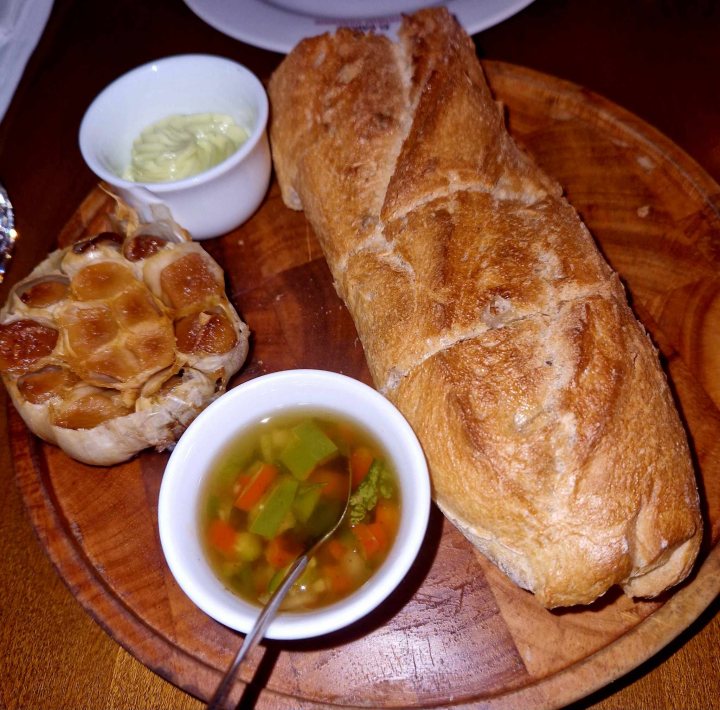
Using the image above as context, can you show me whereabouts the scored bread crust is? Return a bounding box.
[268,8,702,606]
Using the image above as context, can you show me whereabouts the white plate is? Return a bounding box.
[183,0,536,54]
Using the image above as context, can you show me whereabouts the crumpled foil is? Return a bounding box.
[0,183,17,283]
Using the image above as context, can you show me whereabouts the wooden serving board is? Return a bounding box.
[10,62,720,709]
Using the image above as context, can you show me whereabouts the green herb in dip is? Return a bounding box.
[124,112,248,183]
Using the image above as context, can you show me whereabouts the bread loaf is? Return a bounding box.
[268,8,702,606]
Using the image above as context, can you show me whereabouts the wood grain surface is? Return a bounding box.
[6,60,720,709]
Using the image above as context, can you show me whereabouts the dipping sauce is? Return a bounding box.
[123,113,248,183]
[199,410,401,610]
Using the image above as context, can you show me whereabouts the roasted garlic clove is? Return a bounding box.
[18,275,70,308]
[0,318,59,374]
[123,233,170,262]
[17,365,79,404]
[175,310,238,355]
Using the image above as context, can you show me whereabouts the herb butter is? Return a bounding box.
[124,113,248,183]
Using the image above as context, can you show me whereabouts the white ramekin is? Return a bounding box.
[79,54,270,240]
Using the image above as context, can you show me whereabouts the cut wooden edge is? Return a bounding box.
[483,61,720,220]
[476,551,720,709]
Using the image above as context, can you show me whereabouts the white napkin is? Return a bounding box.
[0,0,54,123]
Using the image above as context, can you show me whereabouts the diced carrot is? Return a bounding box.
[350,446,374,487]
[234,462,278,511]
[351,523,374,558]
[375,498,400,535]
[308,467,348,501]
[208,519,237,556]
[326,538,347,562]
[367,522,389,554]
[352,522,388,560]
[323,564,352,595]
[265,534,302,568]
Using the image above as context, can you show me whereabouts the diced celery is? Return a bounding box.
[279,420,338,480]
[276,510,297,535]
[217,498,233,523]
[254,564,275,604]
[249,477,299,539]
[260,433,273,463]
[293,483,323,523]
[229,564,254,597]
[206,495,220,520]
[258,428,292,464]
[267,565,290,595]
[234,531,263,562]
[215,449,250,485]
[272,428,291,450]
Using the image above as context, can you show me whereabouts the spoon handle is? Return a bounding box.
[206,554,310,710]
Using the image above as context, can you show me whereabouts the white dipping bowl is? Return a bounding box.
[79,54,271,240]
[158,369,430,640]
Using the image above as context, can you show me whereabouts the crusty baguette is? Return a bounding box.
[268,8,702,606]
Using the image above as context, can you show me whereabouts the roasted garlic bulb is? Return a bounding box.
[0,212,248,465]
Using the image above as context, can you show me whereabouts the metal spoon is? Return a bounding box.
[207,473,353,710]
[0,182,17,284]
